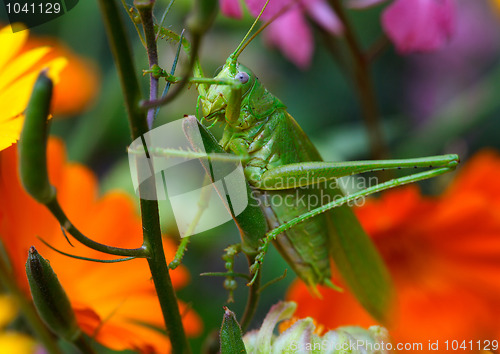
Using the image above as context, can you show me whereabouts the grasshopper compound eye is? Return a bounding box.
[236,72,250,84]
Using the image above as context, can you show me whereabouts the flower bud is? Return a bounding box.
[25,247,80,341]
[19,71,55,204]
[220,306,246,354]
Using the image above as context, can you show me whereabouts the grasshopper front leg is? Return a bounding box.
[150,65,239,91]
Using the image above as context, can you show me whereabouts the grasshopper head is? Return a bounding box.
[201,0,273,124]
[200,58,255,122]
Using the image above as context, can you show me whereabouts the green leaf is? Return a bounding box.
[220,306,247,354]
[329,205,394,324]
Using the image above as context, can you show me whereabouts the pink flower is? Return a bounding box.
[220,0,457,67]
[381,0,455,53]
[263,8,314,69]
[221,0,343,69]
[220,0,243,19]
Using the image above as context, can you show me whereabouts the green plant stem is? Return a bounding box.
[96,0,147,139]
[97,0,189,352]
[120,0,146,46]
[136,0,159,129]
[0,256,62,354]
[329,0,388,161]
[366,34,390,63]
[73,334,97,354]
[142,199,190,353]
[239,256,261,332]
[46,198,146,257]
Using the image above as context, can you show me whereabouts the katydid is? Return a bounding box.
[151,7,459,323]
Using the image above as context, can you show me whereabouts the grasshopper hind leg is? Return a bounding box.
[248,188,337,295]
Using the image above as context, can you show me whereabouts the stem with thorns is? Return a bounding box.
[240,255,261,332]
[136,0,159,129]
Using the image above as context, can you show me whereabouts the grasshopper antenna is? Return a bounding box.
[233,0,300,59]
[232,0,271,59]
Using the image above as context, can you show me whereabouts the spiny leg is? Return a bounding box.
[254,154,459,189]
[154,25,205,80]
[154,29,185,122]
[222,244,242,303]
[248,156,459,285]
[150,26,243,99]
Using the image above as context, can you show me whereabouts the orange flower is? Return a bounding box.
[286,150,500,347]
[0,24,98,151]
[0,139,202,353]
[20,37,99,116]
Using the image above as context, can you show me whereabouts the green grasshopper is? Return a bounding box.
[151,6,459,322]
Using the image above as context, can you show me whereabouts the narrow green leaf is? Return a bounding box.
[220,306,247,354]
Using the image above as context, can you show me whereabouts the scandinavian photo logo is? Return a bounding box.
[128,117,249,238]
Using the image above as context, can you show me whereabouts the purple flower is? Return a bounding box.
[405,0,500,121]
[381,0,455,53]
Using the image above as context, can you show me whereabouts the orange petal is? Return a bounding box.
[21,38,99,116]
[0,138,200,352]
